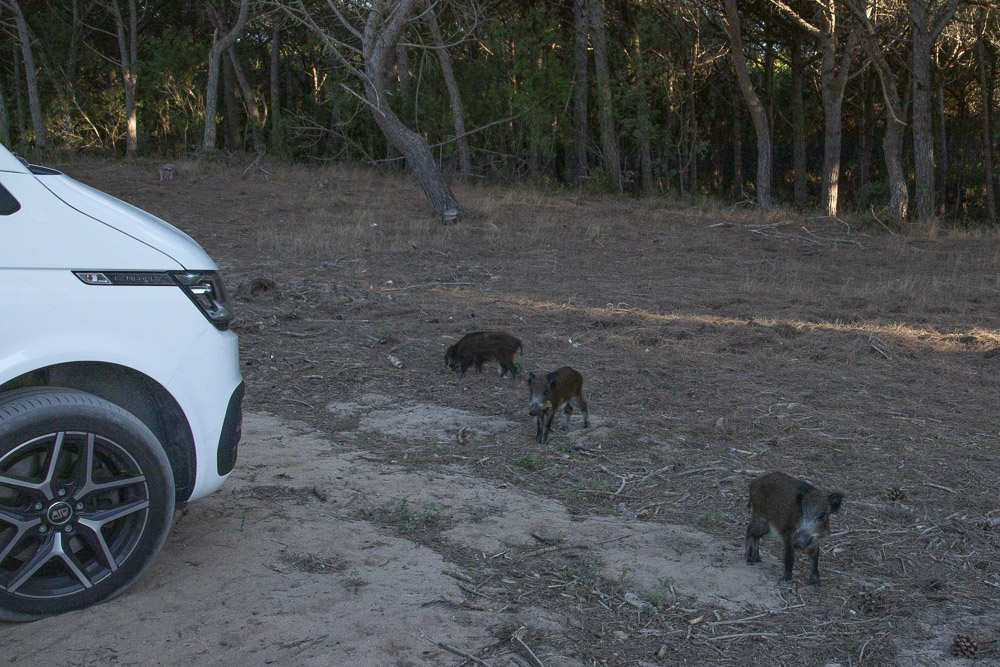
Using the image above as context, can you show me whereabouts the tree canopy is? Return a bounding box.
[1,0,997,223]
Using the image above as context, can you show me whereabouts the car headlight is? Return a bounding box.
[169,271,234,331]
[73,270,234,331]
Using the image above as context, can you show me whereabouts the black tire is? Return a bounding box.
[0,387,175,621]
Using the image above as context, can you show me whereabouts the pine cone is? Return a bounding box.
[885,487,906,501]
[953,633,978,659]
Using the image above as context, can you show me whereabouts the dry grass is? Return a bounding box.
[64,155,1000,665]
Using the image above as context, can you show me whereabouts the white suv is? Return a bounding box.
[0,145,243,620]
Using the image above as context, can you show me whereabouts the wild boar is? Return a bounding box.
[445,331,522,378]
[158,164,176,181]
[745,471,844,586]
[527,367,589,444]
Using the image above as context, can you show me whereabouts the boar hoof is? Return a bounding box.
[782,572,793,582]
[809,575,822,587]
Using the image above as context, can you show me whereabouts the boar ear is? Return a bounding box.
[795,490,805,507]
[527,372,535,384]
[828,492,844,513]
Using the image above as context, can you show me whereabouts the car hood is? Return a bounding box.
[37,172,217,270]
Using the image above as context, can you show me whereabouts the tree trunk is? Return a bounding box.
[396,44,411,110]
[61,0,82,146]
[818,12,858,217]
[203,0,249,152]
[6,0,46,151]
[0,83,10,146]
[856,70,875,208]
[270,17,283,152]
[11,44,25,143]
[222,55,240,151]
[228,47,265,153]
[909,3,935,221]
[588,0,622,194]
[632,31,654,197]
[791,41,807,209]
[572,0,589,187]
[723,0,771,210]
[848,0,909,221]
[426,6,470,176]
[933,50,948,216]
[976,24,997,222]
[108,0,138,157]
[362,0,461,217]
[732,106,743,197]
[883,111,908,222]
[907,0,960,221]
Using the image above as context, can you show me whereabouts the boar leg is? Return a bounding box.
[535,414,545,444]
[570,395,590,428]
[808,549,821,586]
[562,403,573,431]
[745,517,766,564]
[541,408,556,443]
[782,535,795,581]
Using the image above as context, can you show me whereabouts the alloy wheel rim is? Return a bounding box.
[0,431,149,599]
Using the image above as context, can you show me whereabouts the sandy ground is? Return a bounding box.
[2,410,783,666]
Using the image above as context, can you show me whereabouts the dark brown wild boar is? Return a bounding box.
[527,367,589,444]
[745,472,844,586]
[444,331,522,378]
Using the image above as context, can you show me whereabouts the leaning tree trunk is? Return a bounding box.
[723,0,771,210]
[203,0,249,152]
[362,0,460,218]
[571,0,589,187]
[426,6,470,177]
[6,0,46,151]
[228,47,265,153]
[588,0,622,195]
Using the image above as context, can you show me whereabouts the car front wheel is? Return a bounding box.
[0,388,174,621]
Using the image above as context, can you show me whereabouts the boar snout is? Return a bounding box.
[791,529,816,550]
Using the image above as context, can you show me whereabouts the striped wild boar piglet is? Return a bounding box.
[745,471,844,586]
[444,331,523,378]
[527,367,589,444]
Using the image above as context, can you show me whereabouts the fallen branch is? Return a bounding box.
[519,544,581,559]
[512,627,545,667]
[421,597,491,611]
[706,631,778,641]
[636,465,671,487]
[420,632,494,667]
[924,483,955,494]
[600,465,627,495]
[868,331,892,360]
[870,206,896,235]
